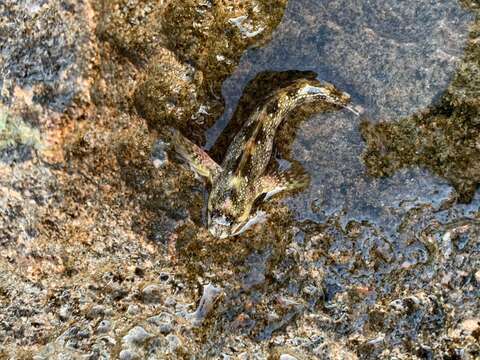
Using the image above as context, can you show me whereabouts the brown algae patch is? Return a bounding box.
[361,109,480,202]
[96,0,167,60]
[361,11,480,202]
[135,0,288,139]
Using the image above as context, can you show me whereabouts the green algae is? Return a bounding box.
[0,109,41,153]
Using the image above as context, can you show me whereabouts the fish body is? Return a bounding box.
[169,79,353,238]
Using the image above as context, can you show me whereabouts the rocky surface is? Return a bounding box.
[0,0,479,359]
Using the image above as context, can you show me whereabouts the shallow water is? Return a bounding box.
[285,110,480,241]
[206,0,473,148]
[206,0,478,241]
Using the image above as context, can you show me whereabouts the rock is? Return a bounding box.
[166,334,181,352]
[119,350,139,360]
[442,231,454,258]
[280,355,298,360]
[159,272,170,281]
[1,0,479,358]
[159,322,173,335]
[238,352,249,360]
[134,49,199,131]
[148,312,174,334]
[164,296,176,307]
[151,140,169,169]
[0,0,96,117]
[127,304,140,315]
[58,305,70,321]
[123,326,151,346]
[141,284,163,304]
[97,320,111,333]
[87,305,106,319]
[459,318,480,335]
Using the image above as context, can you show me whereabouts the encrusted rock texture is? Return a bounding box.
[0,0,479,359]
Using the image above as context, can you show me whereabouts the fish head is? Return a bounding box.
[207,177,266,238]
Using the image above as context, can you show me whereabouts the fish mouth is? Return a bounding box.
[207,211,268,239]
[230,211,268,237]
[208,223,231,239]
[208,215,232,239]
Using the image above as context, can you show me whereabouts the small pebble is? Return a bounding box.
[280,355,298,360]
[142,284,163,304]
[97,320,111,333]
[65,339,78,350]
[127,304,140,315]
[148,313,174,334]
[119,350,138,360]
[88,305,105,318]
[123,326,151,345]
[159,272,170,281]
[238,352,249,360]
[442,231,453,258]
[159,323,173,334]
[165,296,176,307]
[389,299,405,312]
[166,334,181,351]
[59,305,70,321]
[151,140,169,168]
[77,329,90,339]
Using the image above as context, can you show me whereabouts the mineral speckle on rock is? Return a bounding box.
[0,0,97,116]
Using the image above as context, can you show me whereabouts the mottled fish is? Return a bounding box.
[169,78,357,238]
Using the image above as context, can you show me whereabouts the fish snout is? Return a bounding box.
[208,214,233,239]
[208,223,231,239]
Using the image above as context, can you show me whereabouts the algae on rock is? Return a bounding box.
[361,8,480,202]
[0,109,42,162]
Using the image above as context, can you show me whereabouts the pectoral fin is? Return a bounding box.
[256,170,310,201]
[166,128,222,183]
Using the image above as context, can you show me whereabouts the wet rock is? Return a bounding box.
[0,0,96,116]
[242,251,270,291]
[1,0,479,359]
[134,48,200,132]
[98,0,167,59]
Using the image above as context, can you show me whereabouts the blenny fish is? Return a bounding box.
[169,78,356,238]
